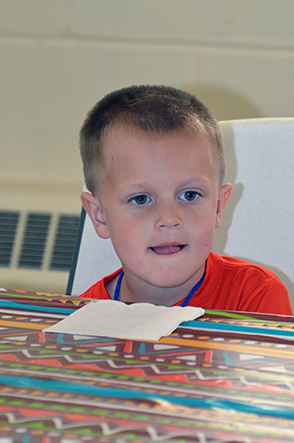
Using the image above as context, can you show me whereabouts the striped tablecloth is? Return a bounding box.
[0,288,294,442]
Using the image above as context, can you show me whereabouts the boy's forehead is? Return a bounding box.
[99,124,220,177]
[101,124,212,156]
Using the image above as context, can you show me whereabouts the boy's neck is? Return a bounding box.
[107,266,206,306]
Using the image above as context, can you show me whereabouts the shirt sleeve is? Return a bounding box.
[237,270,293,315]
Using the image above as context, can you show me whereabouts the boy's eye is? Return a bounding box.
[130,194,151,205]
[178,190,200,202]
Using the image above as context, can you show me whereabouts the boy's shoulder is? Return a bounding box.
[207,251,287,294]
[79,268,122,299]
[204,252,292,315]
[209,252,277,278]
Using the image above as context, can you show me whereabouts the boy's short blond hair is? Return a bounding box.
[80,85,225,194]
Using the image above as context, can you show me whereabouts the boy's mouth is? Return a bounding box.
[150,243,186,255]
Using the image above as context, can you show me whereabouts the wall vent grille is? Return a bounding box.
[0,211,20,266]
[50,215,81,271]
[18,213,51,269]
[0,210,80,272]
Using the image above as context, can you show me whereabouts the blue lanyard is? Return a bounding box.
[113,269,125,301]
[113,262,206,306]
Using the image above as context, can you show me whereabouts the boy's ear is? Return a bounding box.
[81,192,110,239]
[215,183,233,229]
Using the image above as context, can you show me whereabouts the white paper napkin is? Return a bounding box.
[44,300,204,341]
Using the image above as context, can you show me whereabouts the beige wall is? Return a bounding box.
[1,0,294,292]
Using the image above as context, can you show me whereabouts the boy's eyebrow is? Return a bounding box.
[116,176,212,193]
[176,177,213,192]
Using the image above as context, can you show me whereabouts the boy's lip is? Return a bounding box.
[150,242,186,255]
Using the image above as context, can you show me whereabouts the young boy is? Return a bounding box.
[79,85,292,315]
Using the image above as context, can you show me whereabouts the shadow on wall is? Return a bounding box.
[211,122,242,256]
[181,84,264,121]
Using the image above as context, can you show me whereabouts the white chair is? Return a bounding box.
[67,118,294,310]
[67,207,121,296]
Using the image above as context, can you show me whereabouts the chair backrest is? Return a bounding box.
[66,208,121,295]
[67,118,294,310]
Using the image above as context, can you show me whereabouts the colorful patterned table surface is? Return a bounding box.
[0,289,294,442]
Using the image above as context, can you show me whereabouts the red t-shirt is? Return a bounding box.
[80,252,293,315]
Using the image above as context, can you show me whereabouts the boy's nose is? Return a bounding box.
[154,203,184,230]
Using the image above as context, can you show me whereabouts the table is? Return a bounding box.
[0,289,294,442]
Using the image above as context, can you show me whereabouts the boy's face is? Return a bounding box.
[83,126,232,298]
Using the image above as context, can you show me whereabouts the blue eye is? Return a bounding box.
[179,191,199,202]
[130,194,151,205]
